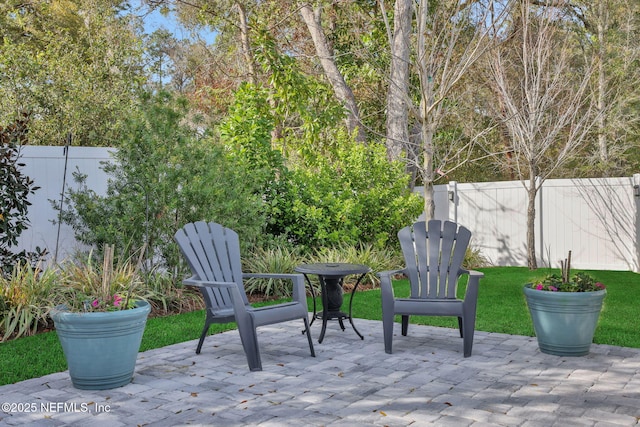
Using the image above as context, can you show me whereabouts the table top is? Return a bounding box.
[295,262,371,277]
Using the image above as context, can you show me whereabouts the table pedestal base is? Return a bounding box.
[305,277,366,343]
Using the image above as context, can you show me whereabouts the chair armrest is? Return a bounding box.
[377,269,405,279]
[459,269,484,304]
[377,269,405,299]
[183,276,235,289]
[243,273,302,280]
[468,270,484,279]
[242,273,307,306]
[182,277,249,315]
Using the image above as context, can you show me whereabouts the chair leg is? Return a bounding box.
[457,317,464,338]
[241,332,262,371]
[382,309,394,354]
[303,317,316,357]
[461,315,476,358]
[236,317,262,371]
[401,315,409,336]
[196,321,211,354]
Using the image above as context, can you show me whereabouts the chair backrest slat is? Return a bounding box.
[439,221,459,298]
[399,220,471,299]
[175,221,250,310]
[426,220,442,298]
[399,225,420,297]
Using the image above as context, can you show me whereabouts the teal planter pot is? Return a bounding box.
[51,300,151,390]
[523,285,606,356]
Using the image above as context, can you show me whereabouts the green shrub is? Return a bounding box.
[266,134,423,249]
[217,83,422,252]
[0,116,46,276]
[55,92,266,271]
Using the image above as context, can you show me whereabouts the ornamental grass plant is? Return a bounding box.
[54,244,144,312]
[0,262,58,340]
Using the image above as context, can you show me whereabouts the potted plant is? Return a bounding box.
[523,251,606,357]
[49,244,150,390]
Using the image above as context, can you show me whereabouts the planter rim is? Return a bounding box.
[523,283,607,296]
[50,300,151,323]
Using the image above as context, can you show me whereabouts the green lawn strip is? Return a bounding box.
[0,331,66,386]
[1,267,638,386]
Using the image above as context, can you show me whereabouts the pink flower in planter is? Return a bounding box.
[92,299,100,308]
[535,283,543,290]
[113,294,123,307]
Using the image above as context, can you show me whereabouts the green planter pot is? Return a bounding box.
[523,284,606,357]
[50,300,151,390]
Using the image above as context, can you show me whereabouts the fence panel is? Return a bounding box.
[454,180,530,267]
[539,178,637,271]
[439,177,639,271]
[16,146,113,263]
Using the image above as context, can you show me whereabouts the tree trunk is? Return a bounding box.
[596,0,608,165]
[386,0,412,161]
[235,3,256,85]
[406,123,421,190]
[526,172,538,270]
[300,3,367,143]
[417,1,436,221]
[422,120,435,220]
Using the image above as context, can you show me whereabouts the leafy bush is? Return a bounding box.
[266,134,423,249]
[217,80,422,252]
[218,83,284,190]
[0,115,46,276]
[56,92,266,271]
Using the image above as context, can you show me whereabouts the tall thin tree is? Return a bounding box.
[383,0,511,217]
[487,0,598,269]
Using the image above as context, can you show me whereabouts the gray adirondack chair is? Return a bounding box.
[378,220,484,357]
[174,221,315,371]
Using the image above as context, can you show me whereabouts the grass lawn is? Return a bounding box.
[1,267,638,386]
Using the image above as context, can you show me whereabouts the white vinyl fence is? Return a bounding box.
[13,146,640,272]
[425,176,640,272]
[15,146,114,263]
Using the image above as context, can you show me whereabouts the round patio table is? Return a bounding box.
[295,262,371,343]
